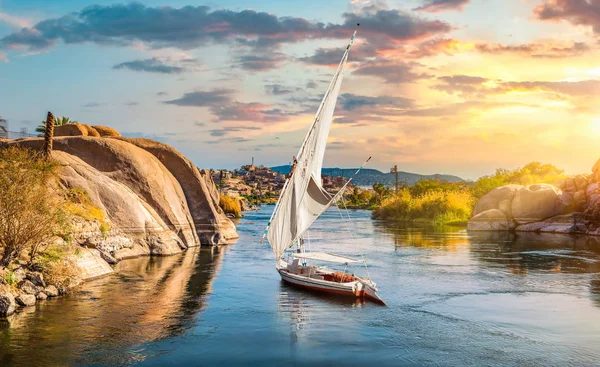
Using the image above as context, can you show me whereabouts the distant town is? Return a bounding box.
[210,158,354,206]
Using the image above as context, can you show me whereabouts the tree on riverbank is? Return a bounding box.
[0,147,65,267]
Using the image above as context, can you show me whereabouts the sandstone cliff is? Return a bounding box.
[468,158,600,235]
[2,126,238,263]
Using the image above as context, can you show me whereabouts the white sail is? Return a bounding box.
[266,29,357,260]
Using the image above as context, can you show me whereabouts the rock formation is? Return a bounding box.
[468,158,600,235]
[1,131,238,259]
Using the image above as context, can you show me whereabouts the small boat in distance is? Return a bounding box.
[261,25,385,305]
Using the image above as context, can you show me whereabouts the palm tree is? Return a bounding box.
[36,116,75,136]
[42,112,55,158]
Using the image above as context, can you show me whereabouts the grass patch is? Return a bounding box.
[372,189,474,225]
[64,188,109,229]
[219,195,242,218]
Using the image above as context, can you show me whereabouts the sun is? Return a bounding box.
[591,118,600,136]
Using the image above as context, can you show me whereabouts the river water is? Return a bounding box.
[1,208,600,366]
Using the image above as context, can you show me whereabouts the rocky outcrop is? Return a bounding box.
[4,136,236,253]
[54,123,100,137]
[467,209,513,231]
[0,285,16,316]
[469,158,600,235]
[15,294,36,307]
[511,184,573,224]
[473,184,522,216]
[92,125,121,137]
[113,137,238,244]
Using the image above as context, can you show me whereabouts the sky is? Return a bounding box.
[1,0,600,179]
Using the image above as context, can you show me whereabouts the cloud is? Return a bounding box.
[338,93,413,111]
[306,80,318,89]
[164,89,233,107]
[475,41,590,58]
[298,45,372,66]
[433,75,600,98]
[353,60,432,83]
[332,93,415,124]
[401,101,533,117]
[0,11,32,29]
[235,53,286,71]
[405,38,466,58]
[494,80,600,96]
[0,3,451,55]
[414,0,470,13]
[113,58,188,74]
[165,88,294,123]
[433,75,490,97]
[82,102,101,108]
[534,0,600,35]
[124,101,139,106]
[208,126,261,136]
[265,84,293,95]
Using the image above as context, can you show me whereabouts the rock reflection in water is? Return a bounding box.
[469,231,600,274]
[374,221,600,275]
[0,247,223,366]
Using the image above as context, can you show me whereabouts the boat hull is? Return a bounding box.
[277,268,385,305]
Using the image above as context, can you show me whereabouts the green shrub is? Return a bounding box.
[3,270,16,286]
[372,189,473,225]
[219,195,242,218]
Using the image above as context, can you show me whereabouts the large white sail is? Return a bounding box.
[266,28,357,260]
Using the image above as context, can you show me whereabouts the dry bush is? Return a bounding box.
[0,146,65,266]
[219,195,242,218]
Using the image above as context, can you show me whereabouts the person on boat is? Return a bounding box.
[288,156,298,178]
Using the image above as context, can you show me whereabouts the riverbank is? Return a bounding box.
[0,122,239,317]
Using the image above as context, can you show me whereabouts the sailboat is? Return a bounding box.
[261,25,385,305]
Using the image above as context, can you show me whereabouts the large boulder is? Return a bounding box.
[27,272,45,288]
[18,280,41,295]
[474,184,522,216]
[467,209,513,231]
[511,184,573,224]
[54,123,100,137]
[0,286,16,316]
[43,285,59,298]
[114,137,238,245]
[92,125,121,137]
[15,294,36,307]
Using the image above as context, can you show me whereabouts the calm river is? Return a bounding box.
[1,208,600,366]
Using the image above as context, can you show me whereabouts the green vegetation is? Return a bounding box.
[0,146,92,289]
[372,189,473,225]
[367,161,565,225]
[3,269,16,286]
[219,195,242,218]
[0,146,65,267]
[64,188,108,227]
[36,115,77,136]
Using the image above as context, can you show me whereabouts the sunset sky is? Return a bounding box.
[1,0,600,179]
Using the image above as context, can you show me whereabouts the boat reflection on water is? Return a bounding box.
[276,282,365,342]
[0,247,224,366]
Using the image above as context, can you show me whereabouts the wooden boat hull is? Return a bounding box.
[278,268,386,305]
